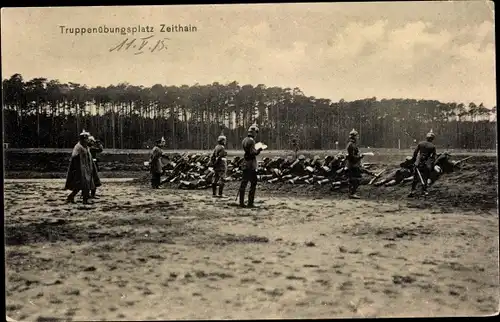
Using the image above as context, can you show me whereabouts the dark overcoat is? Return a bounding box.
[65,142,96,191]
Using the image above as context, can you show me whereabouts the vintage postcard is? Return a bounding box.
[2,2,498,320]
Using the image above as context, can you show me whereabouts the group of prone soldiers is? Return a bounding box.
[149,126,439,205]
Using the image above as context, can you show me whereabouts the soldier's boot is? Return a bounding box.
[212,183,218,197]
[347,182,355,198]
[408,179,418,197]
[239,189,246,207]
[349,181,361,199]
[66,190,78,203]
[349,191,361,199]
[218,185,225,198]
[82,190,93,204]
[91,189,100,199]
[247,186,256,208]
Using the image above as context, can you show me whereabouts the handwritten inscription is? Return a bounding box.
[109,35,170,55]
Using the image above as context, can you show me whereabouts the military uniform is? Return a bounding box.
[88,136,103,198]
[212,135,228,197]
[65,130,95,204]
[346,129,363,198]
[409,131,437,196]
[150,139,165,188]
[239,125,262,207]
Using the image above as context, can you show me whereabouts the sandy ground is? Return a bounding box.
[4,178,499,320]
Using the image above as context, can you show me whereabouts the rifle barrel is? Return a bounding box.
[455,156,474,164]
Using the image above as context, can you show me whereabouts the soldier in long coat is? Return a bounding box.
[346,129,364,199]
[150,137,166,189]
[211,133,228,197]
[409,130,437,197]
[238,125,263,207]
[88,136,103,199]
[65,130,95,204]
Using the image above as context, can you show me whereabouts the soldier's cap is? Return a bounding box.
[349,128,358,136]
[426,130,435,138]
[298,154,306,160]
[79,129,90,137]
[217,135,226,142]
[405,156,413,161]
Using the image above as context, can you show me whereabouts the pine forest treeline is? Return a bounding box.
[2,74,497,150]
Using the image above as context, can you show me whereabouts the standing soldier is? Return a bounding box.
[239,125,263,208]
[346,129,364,199]
[409,130,437,197]
[150,137,166,189]
[88,136,103,199]
[65,130,95,204]
[211,132,228,198]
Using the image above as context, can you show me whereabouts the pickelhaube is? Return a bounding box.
[217,130,226,143]
[248,124,259,133]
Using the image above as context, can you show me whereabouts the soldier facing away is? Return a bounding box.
[409,130,437,197]
[346,128,364,199]
[238,125,263,208]
[150,137,166,189]
[211,133,228,198]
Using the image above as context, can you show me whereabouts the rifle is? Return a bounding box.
[453,156,473,166]
[415,167,426,186]
[369,169,387,185]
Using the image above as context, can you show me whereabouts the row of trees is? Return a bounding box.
[2,73,497,150]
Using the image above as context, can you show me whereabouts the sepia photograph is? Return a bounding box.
[2,1,498,320]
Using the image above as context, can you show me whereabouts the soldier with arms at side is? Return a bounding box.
[239,125,263,208]
[211,133,228,198]
[408,130,437,197]
[346,129,364,199]
[150,137,166,189]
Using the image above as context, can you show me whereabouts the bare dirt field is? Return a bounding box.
[3,150,499,320]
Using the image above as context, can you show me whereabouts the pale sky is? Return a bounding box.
[1,1,496,107]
